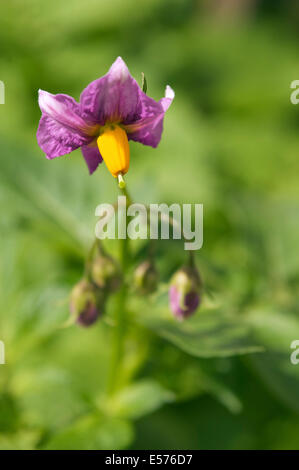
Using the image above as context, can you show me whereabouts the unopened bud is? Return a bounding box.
[133,260,158,295]
[70,279,103,327]
[91,254,122,293]
[169,266,201,319]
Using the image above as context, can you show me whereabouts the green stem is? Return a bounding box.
[84,238,102,279]
[107,183,131,394]
[120,184,133,206]
[188,249,195,268]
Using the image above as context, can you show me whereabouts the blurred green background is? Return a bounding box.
[1,0,299,450]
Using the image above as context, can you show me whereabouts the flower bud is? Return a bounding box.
[91,254,122,293]
[169,266,201,319]
[70,279,103,327]
[133,260,158,295]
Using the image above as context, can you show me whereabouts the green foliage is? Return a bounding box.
[105,380,175,420]
[0,0,299,450]
[131,289,263,357]
[44,415,134,450]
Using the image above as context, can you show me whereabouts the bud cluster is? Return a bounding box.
[70,243,122,327]
[70,240,202,326]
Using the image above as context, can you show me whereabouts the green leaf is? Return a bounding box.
[13,368,90,431]
[201,375,242,414]
[130,290,263,358]
[0,142,89,251]
[106,380,175,420]
[247,309,299,413]
[43,414,134,450]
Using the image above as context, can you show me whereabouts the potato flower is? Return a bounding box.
[37,57,174,185]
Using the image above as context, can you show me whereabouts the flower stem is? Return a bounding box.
[117,173,126,189]
[107,183,131,394]
[84,238,101,279]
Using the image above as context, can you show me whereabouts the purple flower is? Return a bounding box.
[37,57,174,180]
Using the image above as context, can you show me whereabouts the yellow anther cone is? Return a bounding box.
[97,125,130,178]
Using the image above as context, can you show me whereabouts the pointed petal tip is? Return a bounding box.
[38,89,51,99]
[165,85,175,100]
[108,56,129,82]
[38,89,57,114]
[159,85,175,112]
[113,56,125,66]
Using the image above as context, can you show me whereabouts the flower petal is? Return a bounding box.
[80,57,141,125]
[159,85,175,112]
[125,109,164,147]
[37,91,93,159]
[37,115,89,159]
[38,90,92,134]
[81,144,103,174]
[123,85,174,148]
[124,85,174,148]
